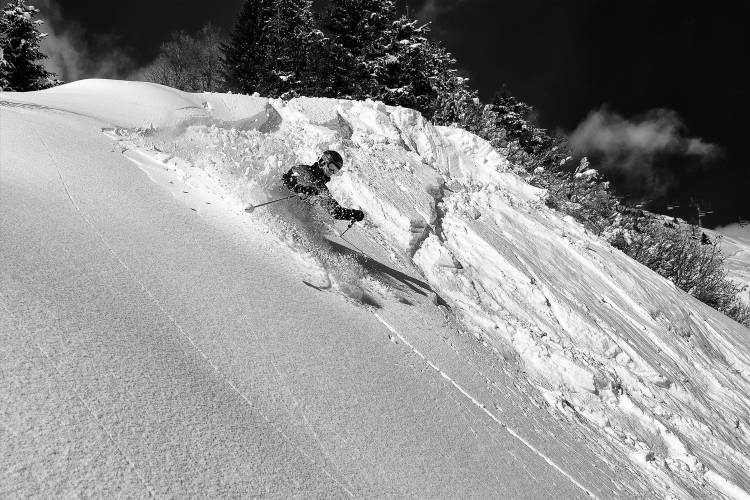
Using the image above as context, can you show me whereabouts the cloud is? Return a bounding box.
[570,108,718,158]
[569,108,720,198]
[34,0,135,82]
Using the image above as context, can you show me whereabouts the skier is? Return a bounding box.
[282,150,365,223]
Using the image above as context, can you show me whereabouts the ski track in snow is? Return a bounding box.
[373,313,600,499]
[35,128,356,498]
[5,80,750,498]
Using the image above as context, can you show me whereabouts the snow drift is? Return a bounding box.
[10,80,750,498]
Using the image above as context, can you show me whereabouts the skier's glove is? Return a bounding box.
[351,210,365,223]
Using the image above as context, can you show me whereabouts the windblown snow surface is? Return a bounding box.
[5,80,750,498]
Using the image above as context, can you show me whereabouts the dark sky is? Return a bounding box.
[46,0,748,228]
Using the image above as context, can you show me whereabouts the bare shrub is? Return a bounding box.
[140,23,224,92]
[611,222,750,327]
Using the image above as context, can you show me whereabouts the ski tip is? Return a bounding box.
[303,280,335,290]
[302,280,329,291]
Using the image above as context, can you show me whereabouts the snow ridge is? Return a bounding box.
[32,132,158,497]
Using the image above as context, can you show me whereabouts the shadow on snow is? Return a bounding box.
[325,238,450,310]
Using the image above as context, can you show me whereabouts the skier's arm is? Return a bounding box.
[322,197,364,222]
[282,168,320,197]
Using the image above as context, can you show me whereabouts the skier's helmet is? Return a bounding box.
[319,150,344,173]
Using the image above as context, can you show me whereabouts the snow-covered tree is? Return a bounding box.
[357,15,481,122]
[222,0,473,113]
[222,0,323,98]
[422,40,483,127]
[260,0,323,98]
[0,0,59,91]
[490,89,540,154]
[455,101,507,149]
[321,0,397,98]
[221,0,275,94]
[370,16,433,112]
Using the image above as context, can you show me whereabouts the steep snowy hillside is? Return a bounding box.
[713,229,750,305]
[3,80,749,498]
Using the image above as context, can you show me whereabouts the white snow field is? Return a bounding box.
[1,80,749,498]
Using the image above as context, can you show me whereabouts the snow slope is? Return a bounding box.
[2,79,749,498]
[711,228,750,305]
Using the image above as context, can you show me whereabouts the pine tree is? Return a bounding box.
[221,0,275,94]
[321,0,397,98]
[323,1,478,119]
[370,16,434,112]
[0,0,59,91]
[260,0,323,98]
[222,0,323,98]
[421,39,479,125]
[427,43,469,122]
[490,89,536,152]
[328,6,473,121]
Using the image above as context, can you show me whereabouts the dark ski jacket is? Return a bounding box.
[282,162,364,222]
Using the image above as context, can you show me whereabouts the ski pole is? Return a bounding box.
[244,194,296,213]
[339,220,356,237]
